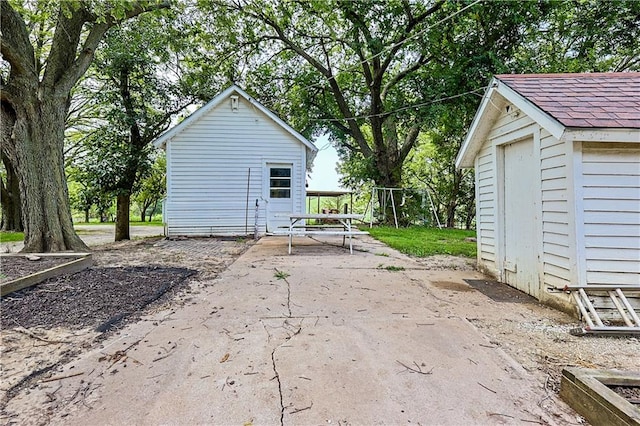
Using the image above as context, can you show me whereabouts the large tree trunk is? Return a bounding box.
[1,103,22,231]
[11,98,89,252]
[115,193,130,241]
[1,154,23,231]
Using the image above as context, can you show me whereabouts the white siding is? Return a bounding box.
[165,95,306,236]
[581,143,640,286]
[474,105,535,275]
[539,131,572,287]
[475,144,496,265]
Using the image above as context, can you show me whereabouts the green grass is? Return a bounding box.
[368,226,476,258]
[377,264,405,271]
[0,231,24,243]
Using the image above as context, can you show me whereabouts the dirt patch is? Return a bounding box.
[414,254,475,270]
[431,280,474,292]
[1,266,196,331]
[0,257,77,283]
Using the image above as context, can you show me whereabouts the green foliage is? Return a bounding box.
[368,226,476,258]
[0,231,24,243]
[274,269,290,280]
[133,155,166,222]
[377,265,405,272]
[515,1,640,72]
[73,220,163,226]
[66,8,206,231]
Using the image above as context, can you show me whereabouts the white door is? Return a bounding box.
[266,163,294,232]
[503,138,539,298]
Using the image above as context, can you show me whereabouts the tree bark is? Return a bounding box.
[1,154,23,231]
[11,97,90,252]
[115,193,130,241]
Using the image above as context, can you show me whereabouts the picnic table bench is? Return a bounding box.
[277,213,367,254]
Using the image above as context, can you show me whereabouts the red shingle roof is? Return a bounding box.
[496,73,640,129]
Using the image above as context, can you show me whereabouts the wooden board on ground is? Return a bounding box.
[560,367,640,426]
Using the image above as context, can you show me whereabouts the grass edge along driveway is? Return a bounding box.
[367,226,476,258]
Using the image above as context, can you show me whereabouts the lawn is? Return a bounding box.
[367,226,477,258]
[0,231,24,243]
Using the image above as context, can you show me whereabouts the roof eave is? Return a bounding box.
[456,77,568,169]
[456,78,503,169]
[563,127,640,142]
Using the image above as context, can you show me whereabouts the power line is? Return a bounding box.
[308,88,485,122]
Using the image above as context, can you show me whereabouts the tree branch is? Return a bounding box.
[55,1,171,96]
[247,6,371,157]
[381,55,433,101]
[377,0,444,79]
[399,124,421,163]
[0,1,37,79]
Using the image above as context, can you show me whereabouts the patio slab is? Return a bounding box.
[5,235,575,425]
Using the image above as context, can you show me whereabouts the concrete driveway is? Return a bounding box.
[21,236,572,425]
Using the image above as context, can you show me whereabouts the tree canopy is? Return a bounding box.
[2,0,639,248]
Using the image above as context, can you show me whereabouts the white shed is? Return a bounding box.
[456,73,640,312]
[153,85,317,236]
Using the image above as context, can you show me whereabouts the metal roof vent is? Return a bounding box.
[230,95,239,112]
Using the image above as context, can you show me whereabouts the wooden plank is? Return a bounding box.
[561,368,640,426]
[1,254,93,297]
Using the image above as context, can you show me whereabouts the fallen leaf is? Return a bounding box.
[220,353,230,363]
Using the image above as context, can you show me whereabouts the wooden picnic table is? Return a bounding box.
[281,213,367,254]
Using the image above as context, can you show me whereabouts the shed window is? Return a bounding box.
[270,168,291,198]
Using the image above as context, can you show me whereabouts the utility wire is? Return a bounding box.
[308,88,485,122]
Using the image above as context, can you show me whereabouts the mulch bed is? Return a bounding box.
[0,256,77,283]
[1,266,196,332]
[608,385,640,405]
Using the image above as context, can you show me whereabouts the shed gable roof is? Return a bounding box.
[456,72,640,168]
[497,73,640,129]
[152,85,317,153]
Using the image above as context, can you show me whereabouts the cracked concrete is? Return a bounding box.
[3,235,578,425]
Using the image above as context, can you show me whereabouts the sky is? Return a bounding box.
[306,134,344,191]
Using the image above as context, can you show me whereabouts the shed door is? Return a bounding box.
[266,163,293,232]
[503,138,539,298]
